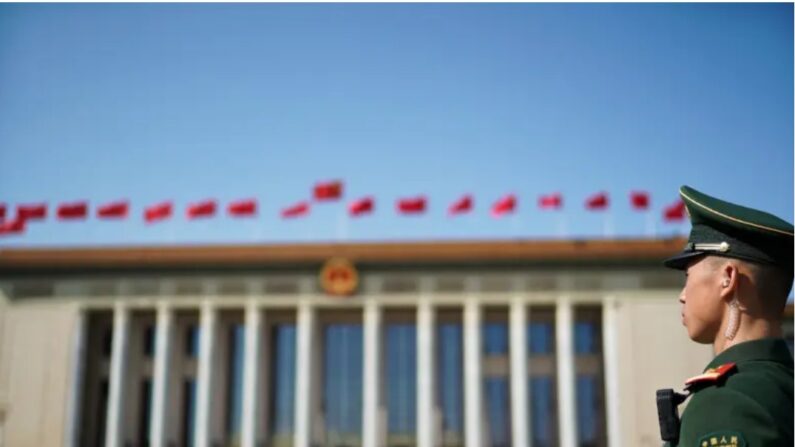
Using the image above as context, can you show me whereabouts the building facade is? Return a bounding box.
[0,239,727,447]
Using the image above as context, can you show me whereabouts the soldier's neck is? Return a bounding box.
[713,315,782,356]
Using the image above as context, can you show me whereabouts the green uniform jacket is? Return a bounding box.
[673,338,793,447]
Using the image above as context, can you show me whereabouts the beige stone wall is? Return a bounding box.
[614,292,713,447]
[0,298,80,447]
[0,293,8,447]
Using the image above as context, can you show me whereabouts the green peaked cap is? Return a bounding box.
[663,185,794,270]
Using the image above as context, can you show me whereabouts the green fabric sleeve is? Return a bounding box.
[679,387,781,446]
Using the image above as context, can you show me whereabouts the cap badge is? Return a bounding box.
[692,241,731,253]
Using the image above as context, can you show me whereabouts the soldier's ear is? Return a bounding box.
[718,261,740,301]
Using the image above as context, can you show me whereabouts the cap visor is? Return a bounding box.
[662,251,705,270]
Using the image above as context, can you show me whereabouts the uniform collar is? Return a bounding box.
[706,337,793,372]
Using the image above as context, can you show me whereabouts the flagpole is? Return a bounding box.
[603,213,613,239]
[167,221,176,245]
[254,212,263,243]
[336,209,349,242]
[134,212,141,245]
[303,213,312,242]
[335,209,342,242]
[166,203,176,243]
[645,212,655,239]
[556,213,568,239]
[515,213,521,238]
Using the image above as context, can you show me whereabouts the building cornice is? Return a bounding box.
[0,237,687,273]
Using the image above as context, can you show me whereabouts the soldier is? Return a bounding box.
[656,185,793,447]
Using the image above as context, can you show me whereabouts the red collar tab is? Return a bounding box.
[685,362,737,388]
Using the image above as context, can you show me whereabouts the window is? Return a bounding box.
[79,311,113,447]
[483,308,511,447]
[182,378,197,447]
[185,324,200,358]
[224,320,245,445]
[574,307,607,447]
[384,309,416,447]
[143,324,155,358]
[174,311,200,447]
[322,311,363,447]
[528,307,557,447]
[102,325,113,358]
[124,311,155,447]
[436,308,463,447]
[268,311,297,447]
[138,379,153,447]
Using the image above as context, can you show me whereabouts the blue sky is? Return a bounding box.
[0,3,792,247]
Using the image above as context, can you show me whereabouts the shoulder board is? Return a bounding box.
[685,362,736,389]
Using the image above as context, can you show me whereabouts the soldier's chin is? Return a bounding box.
[686,325,714,344]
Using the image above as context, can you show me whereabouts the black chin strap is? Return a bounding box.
[656,388,690,444]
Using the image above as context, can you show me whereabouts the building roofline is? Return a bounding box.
[0,237,687,273]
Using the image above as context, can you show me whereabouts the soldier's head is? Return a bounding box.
[677,255,792,343]
[664,186,793,344]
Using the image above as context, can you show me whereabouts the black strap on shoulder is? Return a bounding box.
[656,388,690,444]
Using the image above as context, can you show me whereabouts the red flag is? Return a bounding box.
[448,195,473,216]
[491,194,517,217]
[397,196,427,215]
[281,201,310,218]
[187,200,217,219]
[664,200,686,222]
[630,191,650,210]
[57,201,89,220]
[585,192,609,210]
[314,180,343,201]
[17,203,47,221]
[97,201,129,219]
[228,199,257,217]
[538,193,562,210]
[349,197,374,217]
[0,217,25,236]
[145,202,173,223]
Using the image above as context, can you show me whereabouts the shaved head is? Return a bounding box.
[706,256,793,318]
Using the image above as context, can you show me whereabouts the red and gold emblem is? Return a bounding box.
[685,362,736,388]
[320,258,358,296]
